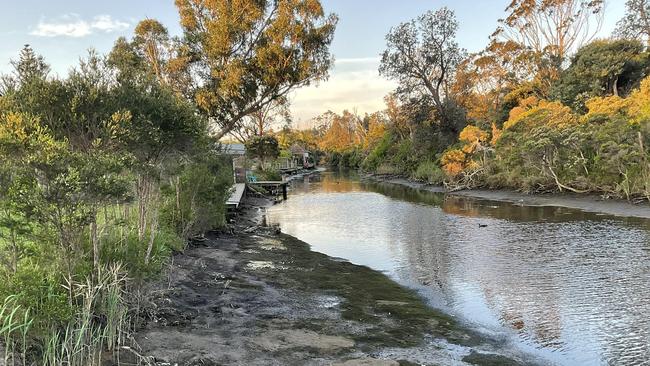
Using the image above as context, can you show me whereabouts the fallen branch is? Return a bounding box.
[544,156,589,194]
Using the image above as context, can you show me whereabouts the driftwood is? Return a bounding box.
[543,155,589,194]
[120,345,156,365]
[444,167,485,192]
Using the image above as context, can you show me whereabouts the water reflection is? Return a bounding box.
[266,171,650,365]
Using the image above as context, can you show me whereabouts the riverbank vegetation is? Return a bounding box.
[311,0,650,202]
[0,0,336,364]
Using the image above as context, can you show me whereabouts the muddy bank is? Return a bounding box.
[364,174,650,219]
[114,196,541,366]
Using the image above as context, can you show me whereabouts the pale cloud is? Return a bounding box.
[30,14,130,38]
[334,56,382,65]
[90,15,130,33]
[290,58,395,128]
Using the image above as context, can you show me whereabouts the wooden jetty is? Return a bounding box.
[227,181,289,210]
[248,181,289,200]
[226,183,246,209]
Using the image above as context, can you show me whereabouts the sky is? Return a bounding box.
[0,0,627,128]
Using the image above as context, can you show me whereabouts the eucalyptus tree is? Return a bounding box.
[174,0,337,140]
[491,0,604,89]
[615,0,650,47]
[379,7,467,133]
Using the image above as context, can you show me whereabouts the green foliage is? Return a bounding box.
[391,139,419,174]
[413,161,446,184]
[251,168,282,182]
[0,41,232,364]
[245,135,280,165]
[489,96,649,199]
[326,148,364,169]
[551,39,650,112]
[160,150,232,239]
[101,223,182,279]
[0,265,72,333]
[362,132,393,171]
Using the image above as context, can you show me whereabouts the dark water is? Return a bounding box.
[265,171,650,366]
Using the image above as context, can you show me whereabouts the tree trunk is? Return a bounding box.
[137,175,150,242]
[144,188,160,265]
[144,209,158,265]
[91,220,99,274]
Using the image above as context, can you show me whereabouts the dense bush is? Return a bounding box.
[413,161,446,184]
[484,78,650,199]
[0,45,233,364]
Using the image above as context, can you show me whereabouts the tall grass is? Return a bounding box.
[41,264,130,366]
[0,264,130,366]
[0,295,33,366]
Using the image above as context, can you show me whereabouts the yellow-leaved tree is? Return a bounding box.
[175,0,338,140]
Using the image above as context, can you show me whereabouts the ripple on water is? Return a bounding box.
[267,172,650,366]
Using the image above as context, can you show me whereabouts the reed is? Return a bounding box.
[40,263,130,366]
[0,295,33,366]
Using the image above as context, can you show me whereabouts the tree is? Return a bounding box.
[5,45,50,88]
[133,19,170,83]
[246,135,280,167]
[615,0,650,46]
[379,7,466,131]
[229,97,291,143]
[384,95,412,140]
[452,40,532,129]
[109,19,193,96]
[175,0,337,140]
[363,112,387,149]
[319,110,362,153]
[491,0,604,88]
[551,39,650,111]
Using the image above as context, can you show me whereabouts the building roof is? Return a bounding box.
[289,144,307,155]
[222,143,246,155]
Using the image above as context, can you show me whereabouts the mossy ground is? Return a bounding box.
[130,197,531,365]
[239,232,485,350]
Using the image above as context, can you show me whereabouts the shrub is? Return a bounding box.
[375,163,400,175]
[160,153,232,240]
[413,161,446,184]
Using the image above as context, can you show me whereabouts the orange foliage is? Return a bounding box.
[318,112,361,152]
[628,76,650,123]
[384,95,411,139]
[584,95,631,118]
[506,95,539,126]
[364,113,387,149]
[491,122,502,145]
[441,149,467,177]
[459,125,488,154]
[583,76,650,124]
[504,99,578,130]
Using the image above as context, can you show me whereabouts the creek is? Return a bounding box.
[265,171,650,365]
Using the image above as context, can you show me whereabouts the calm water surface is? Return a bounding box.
[265,171,650,366]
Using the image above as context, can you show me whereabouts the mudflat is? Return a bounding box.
[114,197,539,366]
[366,175,650,219]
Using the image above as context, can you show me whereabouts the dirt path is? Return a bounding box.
[113,197,544,366]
